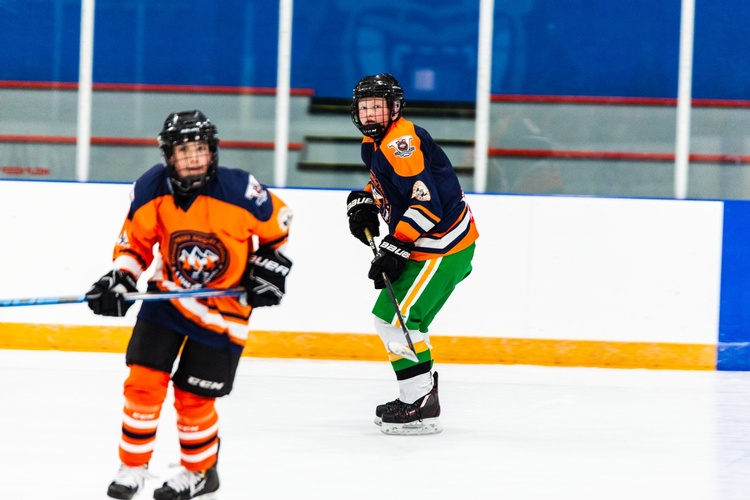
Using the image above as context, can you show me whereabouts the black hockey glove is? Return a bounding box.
[243,246,293,308]
[346,190,380,246]
[86,269,138,317]
[368,235,414,289]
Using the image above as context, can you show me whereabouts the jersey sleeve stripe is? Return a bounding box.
[113,255,145,278]
[394,221,422,242]
[412,204,441,224]
[402,206,438,233]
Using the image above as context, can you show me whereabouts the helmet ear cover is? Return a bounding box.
[351,73,405,142]
[158,110,220,195]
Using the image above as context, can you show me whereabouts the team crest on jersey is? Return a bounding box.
[169,231,228,288]
[387,135,416,158]
[411,180,431,201]
[245,174,268,206]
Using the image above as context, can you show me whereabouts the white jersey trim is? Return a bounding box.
[403,207,436,233]
[113,255,144,279]
[414,205,471,251]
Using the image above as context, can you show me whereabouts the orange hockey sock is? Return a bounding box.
[173,387,219,471]
[119,364,170,466]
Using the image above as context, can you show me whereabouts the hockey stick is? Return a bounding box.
[363,227,419,363]
[0,286,246,307]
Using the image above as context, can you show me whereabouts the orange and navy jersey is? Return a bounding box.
[361,117,478,260]
[111,164,292,350]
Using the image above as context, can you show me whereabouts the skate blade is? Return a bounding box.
[374,416,383,426]
[185,493,218,500]
[380,417,442,435]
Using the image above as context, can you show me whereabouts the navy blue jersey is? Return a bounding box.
[361,117,478,260]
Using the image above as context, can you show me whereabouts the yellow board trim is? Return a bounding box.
[0,322,716,370]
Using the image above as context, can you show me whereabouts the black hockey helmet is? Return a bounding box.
[158,110,219,194]
[351,73,405,142]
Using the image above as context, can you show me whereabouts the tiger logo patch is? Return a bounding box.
[369,174,391,223]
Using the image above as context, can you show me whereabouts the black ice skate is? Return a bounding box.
[374,398,408,426]
[107,463,152,499]
[381,372,442,435]
[153,464,219,500]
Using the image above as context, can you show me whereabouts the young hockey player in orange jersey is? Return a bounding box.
[87,110,293,500]
[346,74,478,435]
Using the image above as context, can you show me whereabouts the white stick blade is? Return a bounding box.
[387,341,418,363]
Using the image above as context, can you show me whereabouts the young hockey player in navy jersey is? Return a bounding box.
[346,74,478,435]
[87,110,293,499]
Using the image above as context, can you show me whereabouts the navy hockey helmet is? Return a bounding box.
[158,110,220,195]
[351,73,405,142]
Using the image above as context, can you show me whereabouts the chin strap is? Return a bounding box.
[170,173,210,195]
[361,123,386,142]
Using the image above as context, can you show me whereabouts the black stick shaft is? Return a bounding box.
[363,228,417,356]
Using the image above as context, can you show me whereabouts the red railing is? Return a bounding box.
[3,82,750,178]
[0,80,315,96]
[488,148,750,164]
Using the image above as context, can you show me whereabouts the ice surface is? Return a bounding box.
[3,350,750,499]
